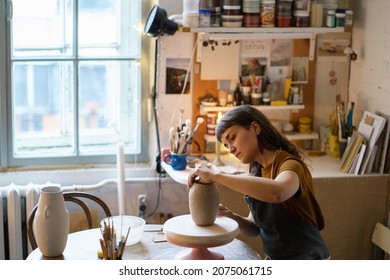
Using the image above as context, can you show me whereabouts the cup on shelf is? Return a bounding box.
[164,153,187,170]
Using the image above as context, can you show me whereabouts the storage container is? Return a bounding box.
[277,15,291,27]
[326,10,336,27]
[293,11,309,27]
[243,13,260,27]
[243,0,260,13]
[251,93,262,105]
[183,0,200,13]
[336,12,345,27]
[344,10,353,32]
[310,1,323,27]
[199,8,211,27]
[276,0,292,16]
[260,0,276,27]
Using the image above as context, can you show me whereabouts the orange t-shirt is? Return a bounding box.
[262,150,325,230]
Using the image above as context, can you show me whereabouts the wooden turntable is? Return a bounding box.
[163,214,239,260]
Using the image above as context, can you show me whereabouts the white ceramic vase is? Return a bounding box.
[33,186,70,257]
[189,182,219,226]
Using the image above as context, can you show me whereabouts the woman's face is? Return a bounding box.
[220,122,261,164]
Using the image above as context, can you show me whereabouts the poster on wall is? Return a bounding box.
[199,39,240,80]
[165,58,191,94]
[291,57,309,84]
[240,57,267,87]
[241,39,270,57]
[270,40,291,67]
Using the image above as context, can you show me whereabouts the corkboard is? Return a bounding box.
[191,38,316,153]
[191,61,218,154]
[289,39,316,149]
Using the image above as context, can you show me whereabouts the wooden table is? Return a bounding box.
[26,224,261,260]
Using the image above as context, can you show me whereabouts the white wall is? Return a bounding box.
[348,0,390,122]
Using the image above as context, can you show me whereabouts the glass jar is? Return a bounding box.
[293,10,309,27]
[276,0,292,27]
[310,1,323,27]
[344,10,353,32]
[326,10,336,28]
[336,12,345,27]
[199,8,211,27]
[183,0,200,13]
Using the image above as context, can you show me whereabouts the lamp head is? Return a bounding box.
[144,5,178,37]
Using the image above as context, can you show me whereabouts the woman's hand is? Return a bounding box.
[187,164,220,188]
[218,204,235,219]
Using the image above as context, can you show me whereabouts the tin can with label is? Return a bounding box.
[260,0,276,27]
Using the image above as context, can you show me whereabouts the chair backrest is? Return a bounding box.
[372,222,390,258]
[27,191,112,250]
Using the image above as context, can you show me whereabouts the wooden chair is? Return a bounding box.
[27,191,112,250]
[371,222,390,259]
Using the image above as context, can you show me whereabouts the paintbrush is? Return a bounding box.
[169,126,176,153]
[183,117,204,152]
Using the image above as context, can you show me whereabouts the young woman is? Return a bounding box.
[188,105,329,260]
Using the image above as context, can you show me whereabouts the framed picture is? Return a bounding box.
[291,57,309,84]
[165,58,191,94]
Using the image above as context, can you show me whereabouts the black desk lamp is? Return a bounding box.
[144,5,179,174]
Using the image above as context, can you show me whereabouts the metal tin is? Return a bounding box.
[260,0,276,27]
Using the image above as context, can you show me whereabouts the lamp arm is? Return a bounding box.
[152,38,165,174]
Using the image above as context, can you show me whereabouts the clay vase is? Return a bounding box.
[189,182,220,226]
[33,186,70,257]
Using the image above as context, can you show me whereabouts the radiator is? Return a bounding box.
[0,183,41,260]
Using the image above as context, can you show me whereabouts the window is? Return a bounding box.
[1,0,150,167]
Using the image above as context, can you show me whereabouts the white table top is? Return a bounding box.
[26,224,260,260]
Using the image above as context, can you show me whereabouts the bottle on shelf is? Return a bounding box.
[233,83,242,106]
[344,10,353,32]
[298,86,304,105]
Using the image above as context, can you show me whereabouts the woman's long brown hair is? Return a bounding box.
[216,105,306,175]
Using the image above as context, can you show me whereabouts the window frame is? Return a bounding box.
[0,0,151,168]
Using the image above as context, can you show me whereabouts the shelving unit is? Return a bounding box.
[190,27,347,152]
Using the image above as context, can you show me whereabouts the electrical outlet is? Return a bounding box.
[138,194,147,220]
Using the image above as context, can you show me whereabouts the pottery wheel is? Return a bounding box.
[163,214,239,260]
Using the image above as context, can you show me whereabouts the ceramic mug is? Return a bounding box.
[164,153,187,170]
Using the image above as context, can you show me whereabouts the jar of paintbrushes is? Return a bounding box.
[164,116,205,170]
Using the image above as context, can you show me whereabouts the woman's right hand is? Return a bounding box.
[187,164,219,188]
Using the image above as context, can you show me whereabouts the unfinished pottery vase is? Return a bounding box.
[189,182,219,226]
[33,186,69,257]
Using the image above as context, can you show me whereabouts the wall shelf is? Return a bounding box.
[204,131,318,143]
[191,27,345,35]
[193,27,346,61]
[200,104,304,114]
